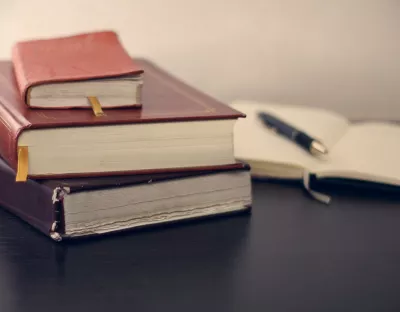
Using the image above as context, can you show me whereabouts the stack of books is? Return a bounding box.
[0,31,252,241]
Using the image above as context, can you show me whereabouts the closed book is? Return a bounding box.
[0,59,245,180]
[12,31,143,108]
[0,158,251,241]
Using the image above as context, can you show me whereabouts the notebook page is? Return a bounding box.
[314,122,400,185]
[231,101,350,173]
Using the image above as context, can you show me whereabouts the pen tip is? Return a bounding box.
[310,141,328,155]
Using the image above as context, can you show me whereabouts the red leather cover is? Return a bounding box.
[0,58,245,176]
[12,31,143,103]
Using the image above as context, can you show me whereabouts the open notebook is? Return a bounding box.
[231,100,400,203]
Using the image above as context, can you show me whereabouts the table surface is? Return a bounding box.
[0,180,400,312]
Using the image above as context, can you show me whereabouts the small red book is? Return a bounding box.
[12,31,143,109]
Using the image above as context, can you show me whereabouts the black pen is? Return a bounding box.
[258,112,328,156]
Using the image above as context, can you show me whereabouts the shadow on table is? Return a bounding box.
[0,208,251,312]
[252,176,400,202]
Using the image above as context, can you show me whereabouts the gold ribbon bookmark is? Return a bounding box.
[16,146,29,182]
[88,96,105,117]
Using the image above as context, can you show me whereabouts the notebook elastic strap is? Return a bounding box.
[302,170,331,204]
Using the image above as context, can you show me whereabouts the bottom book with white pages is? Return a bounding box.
[0,160,251,241]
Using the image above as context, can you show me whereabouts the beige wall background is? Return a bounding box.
[1,0,399,120]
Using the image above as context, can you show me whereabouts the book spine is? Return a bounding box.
[11,44,28,102]
[0,156,58,239]
[0,102,19,170]
[0,63,31,170]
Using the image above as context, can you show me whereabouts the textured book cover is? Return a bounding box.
[0,158,250,242]
[12,30,143,106]
[0,58,245,179]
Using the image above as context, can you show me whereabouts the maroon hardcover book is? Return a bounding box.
[0,158,251,241]
[0,58,245,179]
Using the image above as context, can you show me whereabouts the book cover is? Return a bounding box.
[12,30,143,106]
[0,158,250,241]
[0,59,245,178]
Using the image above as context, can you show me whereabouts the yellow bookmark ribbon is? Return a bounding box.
[16,146,28,182]
[88,96,105,117]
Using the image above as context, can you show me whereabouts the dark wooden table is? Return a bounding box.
[1,180,400,312]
